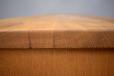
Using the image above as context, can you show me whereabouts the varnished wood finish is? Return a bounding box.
[55,31,114,48]
[30,31,54,48]
[0,15,114,48]
[0,15,114,76]
[0,49,114,76]
[0,31,29,48]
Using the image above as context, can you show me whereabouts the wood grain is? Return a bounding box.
[54,31,114,48]
[0,49,114,76]
[30,31,54,48]
[0,31,29,48]
[0,15,114,76]
[0,15,114,48]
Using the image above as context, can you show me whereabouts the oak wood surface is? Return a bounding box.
[0,15,114,48]
[0,15,114,76]
[0,49,114,76]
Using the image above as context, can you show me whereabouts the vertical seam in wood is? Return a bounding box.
[28,31,32,49]
[53,30,55,48]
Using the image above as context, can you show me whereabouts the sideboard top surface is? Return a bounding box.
[0,15,114,31]
[0,15,114,48]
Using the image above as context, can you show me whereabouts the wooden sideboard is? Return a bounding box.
[0,15,114,76]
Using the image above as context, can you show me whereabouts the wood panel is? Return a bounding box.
[54,31,114,48]
[0,15,114,48]
[30,31,54,48]
[0,49,114,76]
[0,31,29,48]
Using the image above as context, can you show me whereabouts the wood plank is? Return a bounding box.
[0,15,114,48]
[30,31,54,48]
[0,49,114,76]
[54,31,114,48]
[0,31,29,48]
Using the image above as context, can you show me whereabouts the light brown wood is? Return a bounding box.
[0,15,114,31]
[0,31,29,48]
[0,49,114,76]
[55,31,114,48]
[0,15,114,76]
[30,31,54,48]
[0,15,114,48]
